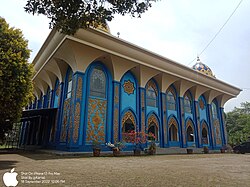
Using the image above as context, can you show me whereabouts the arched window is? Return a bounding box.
[169,124,178,141]
[202,127,208,144]
[146,81,157,107]
[211,101,218,119]
[187,126,194,142]
[122,119,135,143]
[167,88,176,110]
[184,93,192,113]
[90,66,106,98]
[66,69,73,99]
[122,119,135,133]
[148,123,158,141]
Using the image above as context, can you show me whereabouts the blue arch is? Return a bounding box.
[120,71,138,113]
[63,66,73,100]
[185,117,197,147]
[166,84,178,112]
[198,95,208,122]
[146,111,160,126]
[145,78,160,115]
[167,115,180,147]
[146,111,161,142]
[121,108,138,127]
[200,119,212,147]
[83,61,113,145]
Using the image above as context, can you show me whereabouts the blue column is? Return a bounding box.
[43,95,47,108]
[160,92,166,147]
[194,101,201,147]
[139,87,146,133]
[113,81,120,143]
[178,97,185,148]
[219,107,227,145]
[55,82,64,145]
[207,104,215,148]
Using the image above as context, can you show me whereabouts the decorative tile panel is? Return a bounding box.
[86,98,106,143]
[61,99,71,142]
[141,91,145,133]
[122,110,136,127]
[73,102,80,143]
[76,76,82,99]
[214,119,222,145]
[113,84,119,143]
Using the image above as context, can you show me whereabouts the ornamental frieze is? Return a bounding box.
[123,80,135,95]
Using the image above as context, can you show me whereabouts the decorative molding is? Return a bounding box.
[123,80,135,95]
[122,110,136,128]
[147,114,159,130]
[168,117,178,129]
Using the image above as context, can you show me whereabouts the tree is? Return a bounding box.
[226,102,250,146]
[24,0,158,35]
[0,17,33,140]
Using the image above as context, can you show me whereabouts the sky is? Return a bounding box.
[1,0,249,112]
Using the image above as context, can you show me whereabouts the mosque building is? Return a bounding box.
[21,25,241,152]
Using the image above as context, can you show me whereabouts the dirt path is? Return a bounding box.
[0,153,249,187]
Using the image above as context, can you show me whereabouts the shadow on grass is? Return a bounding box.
[17,152,84,161]
[0,161,19,170]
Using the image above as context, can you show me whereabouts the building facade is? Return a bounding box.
[22,27,241,151]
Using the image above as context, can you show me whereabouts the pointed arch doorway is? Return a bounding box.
[121,110,136,142]
[201,122,209,146]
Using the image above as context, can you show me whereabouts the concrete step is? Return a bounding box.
[156,147,204,154]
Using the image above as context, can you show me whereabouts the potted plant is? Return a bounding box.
[92,140,101,157]
[148,142,157,155]
[203,146,209,154]
[187,143,195,154]
[123,130,147,156]
[106,142,124,157]
[220,144,227,153]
